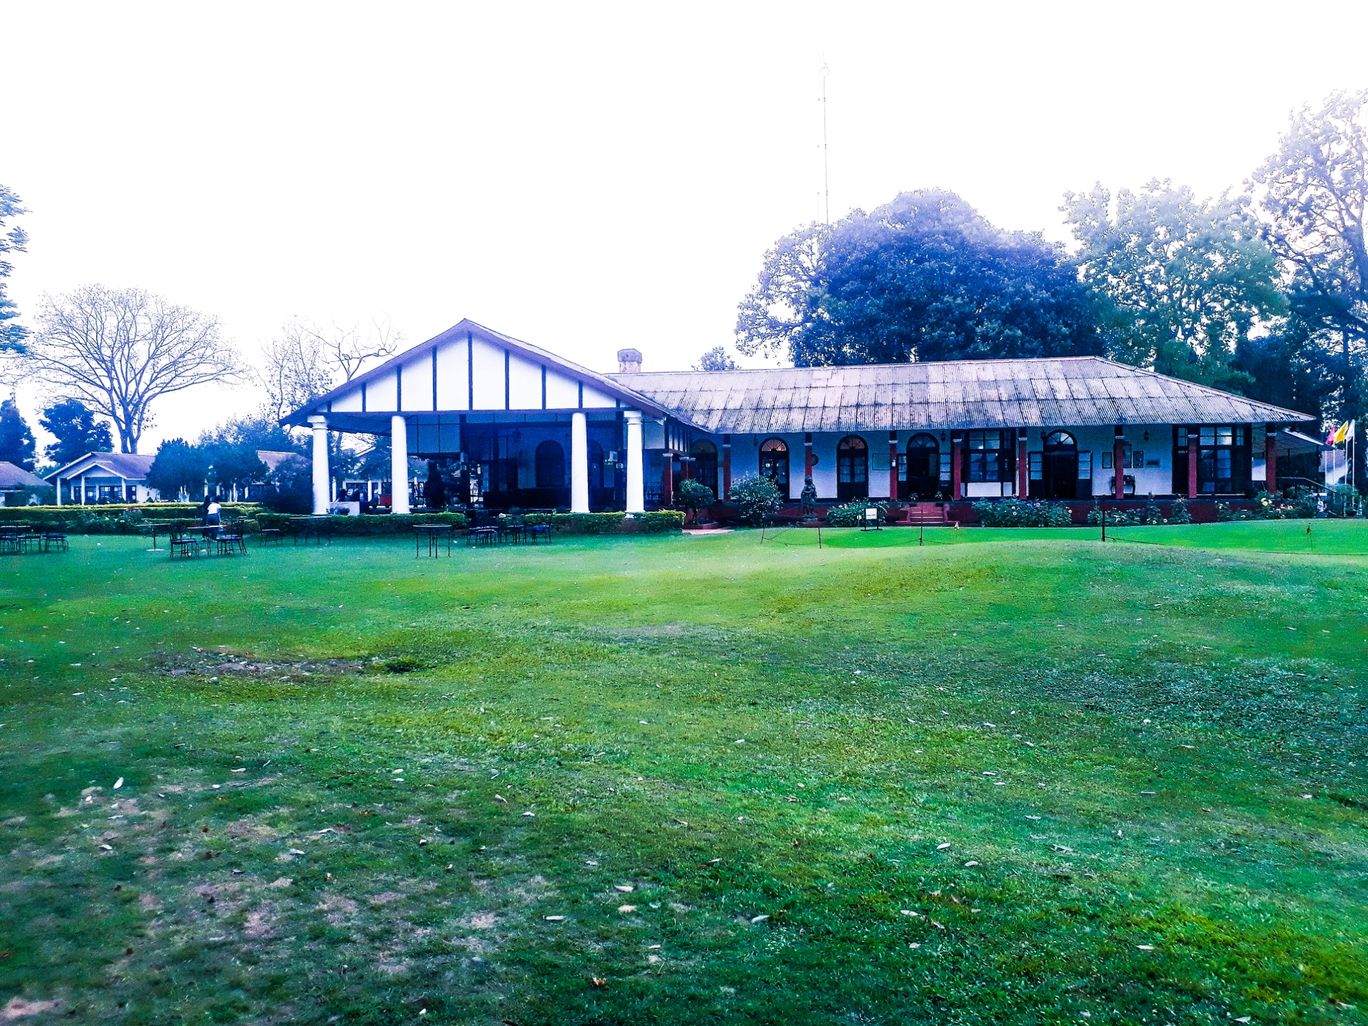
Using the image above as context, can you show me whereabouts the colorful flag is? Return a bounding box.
[1332,421,1349,445]
[1346,420,1357,443]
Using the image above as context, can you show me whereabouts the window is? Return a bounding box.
[759,438,789,489]
[966,430,1009,483]
[1197,424,1246,494]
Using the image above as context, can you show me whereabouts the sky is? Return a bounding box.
[5,0,1367,455]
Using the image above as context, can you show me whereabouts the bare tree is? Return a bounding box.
[257,317,401,421]
[26,285,238,453]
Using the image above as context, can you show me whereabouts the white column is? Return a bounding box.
[79,473,86,506]
[309,415,330,515]
[571,411,590,513]
[55,477,63,505]
[390,414,411,514]
[624,410,644,513]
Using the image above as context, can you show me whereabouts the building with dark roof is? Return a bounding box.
[283,318,1313,516]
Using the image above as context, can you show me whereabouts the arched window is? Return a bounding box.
[690,440,719,496]
[1041,430,1079,499]
[759,438,789,491]
[904,433,940,500]
[836,435,869,501]
[534,440,565,489]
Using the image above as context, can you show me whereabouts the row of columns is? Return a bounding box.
[309,410,647,516]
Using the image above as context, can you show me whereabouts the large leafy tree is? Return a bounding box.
[736,191,1104,366]
[0,186,26,354]
[1064,180,1286,389]
[39,399,113,467]
[1254,90,1368,485]
[0,397,36,470]
[145,438,210,501]
[26,285,239,453]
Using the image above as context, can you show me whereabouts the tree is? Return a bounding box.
[257,317,400,422]
[730,474,783,525]
[1064,180,1286,389]
[0,397,36,470]
[0,186,27,354]
[677,478,715,523]
[39,399,113,467]
[145,438,209,501]
[25,285,238,453]
[693,346,739,371]
[1254,90,1368,486]
[736,191,1104,366]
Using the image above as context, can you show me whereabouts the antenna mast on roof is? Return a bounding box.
[819,63,831,224]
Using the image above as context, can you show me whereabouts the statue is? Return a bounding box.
[800,477,818,520]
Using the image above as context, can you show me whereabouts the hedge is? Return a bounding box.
[0,503,264,533]
[256,512,470,535]
[521,511,684,534]
[972,498,1072,528]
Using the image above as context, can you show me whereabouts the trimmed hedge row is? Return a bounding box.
[0,503,264,533]
[252,510,685,536]
[520,511,684,533]
[256,512,470,534]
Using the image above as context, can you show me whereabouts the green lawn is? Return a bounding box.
[1,525,1365,1024]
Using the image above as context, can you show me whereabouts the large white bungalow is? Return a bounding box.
[284,319,1312,519]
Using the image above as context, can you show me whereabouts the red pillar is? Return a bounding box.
[1265,427,1278,494]
[1187,427,1199,499]
[1017,431,1028,498]
[661,454,674,506]
[1113,428,1126,499]
[951,433,963,500]
[888,432,899,500]
[721,438,732,499]
[804,433,815,483]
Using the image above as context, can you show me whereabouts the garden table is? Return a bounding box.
[414,524,453,558]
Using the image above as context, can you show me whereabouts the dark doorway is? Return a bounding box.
[836,435,869,501]
[534,440,566,489]
[759,438,789,493]
[1041,431,1078,499]
[690,440,719,496]
[904,433,939,500]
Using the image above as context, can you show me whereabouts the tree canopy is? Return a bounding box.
[39,399,113,467]
[145,439,209,501]
[1254,90,1367,481]
[693,345,739,371]
[736,191,1105,366]
[27,285,238,453]
[1064,180,1286,390]
[0,186,27,355]
[0,397,36,470]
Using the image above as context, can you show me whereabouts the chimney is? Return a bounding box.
[617,348,642,374]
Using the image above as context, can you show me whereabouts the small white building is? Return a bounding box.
[44,452,157,504]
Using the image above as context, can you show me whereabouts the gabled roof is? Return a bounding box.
[0,461,48,489]
[44,451,155,483]
[282,318,679,425]
[609,357,1312,434]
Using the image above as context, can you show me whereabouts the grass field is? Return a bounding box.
[1,524,1365,1024]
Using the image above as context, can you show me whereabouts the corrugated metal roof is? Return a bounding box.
[610,357,1311,434]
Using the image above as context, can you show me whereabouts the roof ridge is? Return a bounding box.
[611,355,1105,376]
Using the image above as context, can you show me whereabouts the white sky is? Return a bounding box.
[5,0,1366,453]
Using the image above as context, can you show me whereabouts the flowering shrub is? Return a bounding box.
[730,475,783,526]
[973,499,1072,527]
[823,499,891,526]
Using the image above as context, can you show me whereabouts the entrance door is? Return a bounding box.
[905,433,939,499]
[836,435,868,501]
[1041,431,1078,499]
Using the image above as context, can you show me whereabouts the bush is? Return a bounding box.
[1168,496,1191,524]
[677,479,715,520]
[730,475,783,526]
[974,498,1072,527]
[0,503,263,533]
[255,512,470,535]
[823,499,890,526]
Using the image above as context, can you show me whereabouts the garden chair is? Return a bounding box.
[216,520,247,555]
[41,529,68,553]
[169,521,199,560]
